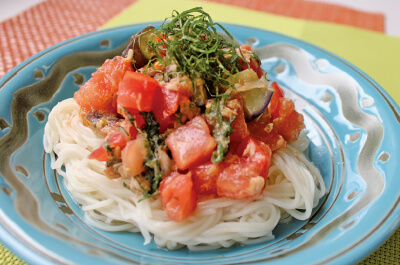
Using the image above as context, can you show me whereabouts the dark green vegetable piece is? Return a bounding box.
[123,26,156,69]
[236,81,274,121]
[138,27,157,60]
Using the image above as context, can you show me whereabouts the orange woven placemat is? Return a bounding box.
[206,0,385,32]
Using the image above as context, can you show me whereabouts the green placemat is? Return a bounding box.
[1,230,399,264]
[359,230,400,264]
[0,244,26,265]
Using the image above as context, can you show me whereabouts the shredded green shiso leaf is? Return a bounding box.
[206,97,235,164]
[140,111,164,196]
[149,7,243,96]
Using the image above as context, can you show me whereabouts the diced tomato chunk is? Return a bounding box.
[242,59,263,79]
[247,111,287,151]
[88,145,109,161]
[272,99,305,142]
[112,118,139,141]
[252,81,305,145]
[74,56,133,114]
[128,124,139,139]
[236,137,272,177]
[88,122,133,162]
[117,71,160,112]
[101,56,134,83]
[152,86,186,133]
[217,137,271,199]
[120,134,148,177]
[166,116,217,170]
[268,81,285,118]
[238,44,263,78]
[155,86,182,118]
[273,97,295,119]
[217,157,264,199]
[268,82,305,142]
[227,97,249,143]
[190,161,220,196]
[159,171,197,222]
[118,107,146,129]
[107,131,128,148]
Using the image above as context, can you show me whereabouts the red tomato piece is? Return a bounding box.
[112,117,139,140]
[190,161,220,196]
[118,107,146,129]
[247,111,287,151]
[267,81,305,143]
[152,86,186,133]
[88,120,135,162]
[227,97,249,143]
[247,59,263,79]
[157,114,176,134]
[107,131,129,148]
[159,171,197,222]
[238,44,263,78]
[74,56,133,114]
[274,97,295,119]
[156,86,181,118]
[217,157,265,199]
[272,99,305,142]
[117,71,160,112]
[236,137,272,177]
[120,134,148,177]
[268,81,285,119]
[166,116,217,170]
[88,145,109,161]
[125,121,139,140]
[217,137,271,199]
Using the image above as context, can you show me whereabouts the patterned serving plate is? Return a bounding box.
[1,23,399,265]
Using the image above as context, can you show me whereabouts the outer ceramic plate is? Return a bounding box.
[0,23,399,265]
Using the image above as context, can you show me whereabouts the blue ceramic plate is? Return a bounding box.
[1,23,400,265]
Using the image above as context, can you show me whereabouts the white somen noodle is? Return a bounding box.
[44,98,326,250]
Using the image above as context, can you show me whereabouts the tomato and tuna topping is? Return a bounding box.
[74,56,133,114]
[159,171,197,222]
[217,137,272,199]
[81,8,307,222]
[166,116,217,170]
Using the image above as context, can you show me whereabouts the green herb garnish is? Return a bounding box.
[149,7,243,96]
[103,139,114,158]
[122,182,130,190]
[140,111,164,196]
[206,96,235,164]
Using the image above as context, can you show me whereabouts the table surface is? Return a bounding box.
[0,0,399,264]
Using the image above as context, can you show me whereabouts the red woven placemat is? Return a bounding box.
[0,0,136,78]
